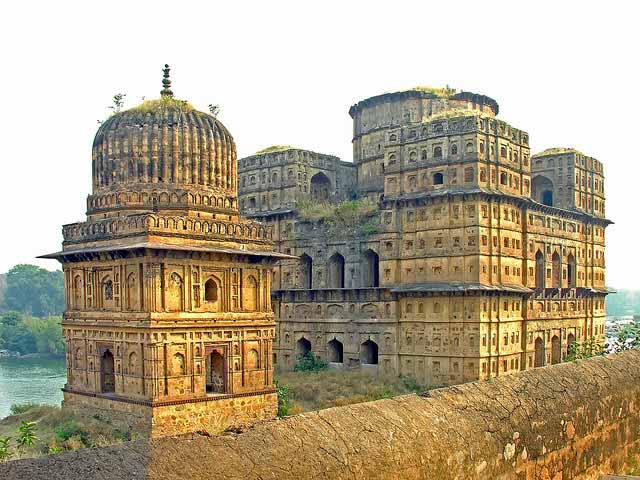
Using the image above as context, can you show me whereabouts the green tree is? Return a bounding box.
[0,312,64,355]
[0,312,36,354]
[2,265,64,317]
[22,316,65,354]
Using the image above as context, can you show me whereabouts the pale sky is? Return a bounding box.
[1,0,638,289]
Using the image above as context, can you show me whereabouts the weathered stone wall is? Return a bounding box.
[63,390,277,438]
[2,349,639,479]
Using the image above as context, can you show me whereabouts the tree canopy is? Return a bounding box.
[2,265,64,317]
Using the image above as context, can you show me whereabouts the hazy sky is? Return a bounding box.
[1,1,638,288]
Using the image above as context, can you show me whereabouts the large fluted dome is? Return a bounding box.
[88,96,238,220]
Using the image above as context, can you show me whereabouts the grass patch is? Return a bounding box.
[296,197,379,239]
[275,369,428,413]
[126,96,195,114]
[0,404,131,461]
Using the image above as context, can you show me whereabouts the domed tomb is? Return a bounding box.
[89,65,238,220]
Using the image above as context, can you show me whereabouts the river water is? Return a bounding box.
[0,356,66,418]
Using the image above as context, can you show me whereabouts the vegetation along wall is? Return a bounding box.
[1,349,639,480]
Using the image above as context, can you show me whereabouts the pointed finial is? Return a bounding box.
[161,64,173,97]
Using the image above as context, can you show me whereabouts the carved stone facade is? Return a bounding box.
[239,87,611,386]
[42,67,289,437]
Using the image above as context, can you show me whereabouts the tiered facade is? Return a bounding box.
[42,67,288,437]
[239,87,610,386]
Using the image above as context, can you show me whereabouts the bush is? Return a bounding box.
[16,421,37,448]
[54,419,86,442]
[275,380,293,418]
[9,403,38,415]
[294,352,328,373]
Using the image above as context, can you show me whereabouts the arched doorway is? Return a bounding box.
[362,249,379,287]
[327,253,345,288]
[206,350,225,394]
[535,250,545,289]
[567,253,576,287]
[327,339,343,363]
[567,332,576,356]
[310,172,331,202]
[360,340,379,365]
[100,349,115,393]
[552,252,561,288]
[534,337,545,367]
[551,335,561,364]
[532,175,554,206]
[296,337,311,358]
[299,254,313,289]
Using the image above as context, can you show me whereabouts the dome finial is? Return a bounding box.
[161,64,173,97]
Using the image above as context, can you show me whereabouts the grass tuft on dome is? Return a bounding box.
[255,145,297,155]
[126,96,195,114]
[428,108,493,121]
[532,147,583,158]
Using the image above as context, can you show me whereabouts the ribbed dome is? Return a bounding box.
[89,99,238,219]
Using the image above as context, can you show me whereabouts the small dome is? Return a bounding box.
[88,66,238,219]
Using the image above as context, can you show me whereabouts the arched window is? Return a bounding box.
[551,336,561,364]
[362,249,380,287]
[360,340,378,365]
[299,254,313,289]
[243,275,258,311]
[464,167,474,183]
[500,146,507,158]
[126,273,138,310]
[327,339,343,363]
[272,172,278,183]
[433,146,442,158]
[204,278,218,302]
[551,252,561,288]
[433,172,444,185]
[167,272,184,312]
[421,149,427,160]
[535,250,545,289]
[327,253,345,288]
[534,337,545,367]
[389,134,397,142]
[567,253,576,287]
[246,349,260,369]
[451,144,458,155]
[409,151,417,162]
[173,353,186,375]
[567,333,576,355]
[128,351,138,373]
[73,275,83,310]
[500,172,508,185]
[103,278,114,301]
[466,142,474,153]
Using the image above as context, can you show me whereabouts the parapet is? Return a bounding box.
[2,349,639,479]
